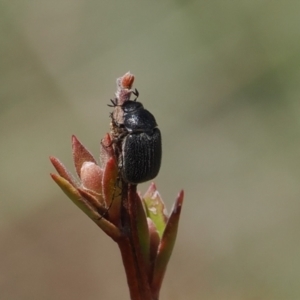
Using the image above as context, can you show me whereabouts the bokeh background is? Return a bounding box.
[1,1,300,299]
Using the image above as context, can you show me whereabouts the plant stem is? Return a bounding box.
[117,183,153,300]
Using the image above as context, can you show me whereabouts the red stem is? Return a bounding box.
[117,184,153,300]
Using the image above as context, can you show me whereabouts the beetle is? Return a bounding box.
[120,99,162,184]
[110,91,162,185]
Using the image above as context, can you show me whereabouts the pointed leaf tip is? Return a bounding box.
[173,190,184,214]
[146,182,157,195]
[72,135,97,177]
[49,156,78,187]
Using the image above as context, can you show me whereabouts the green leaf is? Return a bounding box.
[143,183,167,238]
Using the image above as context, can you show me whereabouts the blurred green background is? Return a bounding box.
[1,1,300,299]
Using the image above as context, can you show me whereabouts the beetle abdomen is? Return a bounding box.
[121,128,162,184]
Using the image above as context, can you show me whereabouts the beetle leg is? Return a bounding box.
[132,88,139,101]
[107,98,118,107]
[97,175,122,221]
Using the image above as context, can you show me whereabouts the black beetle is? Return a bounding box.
[120,100,162,184]
[111,97,162,185]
